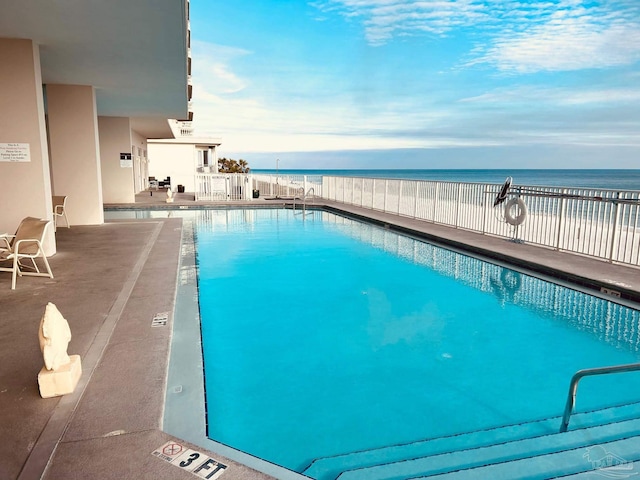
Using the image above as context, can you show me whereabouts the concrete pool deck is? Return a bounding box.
[1,192,639,479]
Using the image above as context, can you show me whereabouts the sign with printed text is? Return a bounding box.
[152,441,227,479]
[0,143,30,162]
[120,152,133,168]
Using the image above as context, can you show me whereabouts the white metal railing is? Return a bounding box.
[194,174,323,201]
[251,174,323,199]
[292,187,315,215]
[560,363,640,432]
[322,176,640,267]
[195,174,252,201]
[193,173,640,267]
[170,119,194,137]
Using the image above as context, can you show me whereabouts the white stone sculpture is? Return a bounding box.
[37,302,82,398]
[39,302,71,370]
[166,188,174,203]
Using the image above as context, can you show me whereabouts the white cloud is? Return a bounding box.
[189,17,640,158]
[191,41,251,94]
[473,2,640,73]
[190,40,461,152]
[311,1,640,72]
[459,85,640,105]
[311,0,489,45]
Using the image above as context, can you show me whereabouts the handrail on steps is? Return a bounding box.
[293,187,315,214]
[560,362,640,432]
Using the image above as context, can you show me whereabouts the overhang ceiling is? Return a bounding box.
[0,0,189,137]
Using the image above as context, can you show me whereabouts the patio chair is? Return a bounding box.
[0,217,54,290]
[52,195,69,231]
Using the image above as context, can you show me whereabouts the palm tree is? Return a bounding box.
[218,157,250,173]
[238,159,250,173]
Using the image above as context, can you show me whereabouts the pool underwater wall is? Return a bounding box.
[324,212,640,355]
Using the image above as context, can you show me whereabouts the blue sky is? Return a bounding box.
[189,0,640,169]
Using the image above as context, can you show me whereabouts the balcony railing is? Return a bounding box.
[170,119,194,137]
[193,174,640,268]
[322,176,640,267]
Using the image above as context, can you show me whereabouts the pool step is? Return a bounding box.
[416,435,640,479]
[336,416,640,480]
[302,402,640,480]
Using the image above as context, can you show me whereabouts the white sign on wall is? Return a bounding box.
[0,143,31,162]
[120,153,133,168]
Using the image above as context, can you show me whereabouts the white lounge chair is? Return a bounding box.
[0,217,54,290]
[52,195,69,231]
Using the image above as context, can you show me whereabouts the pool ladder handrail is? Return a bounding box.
[293,187,315,215]
[559,361,640,432]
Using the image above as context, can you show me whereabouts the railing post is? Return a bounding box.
[384,179,388,212]
[560,373,580,433]
[555,189,567,251]
[372,179,376,209]
[454,183,462,228]
[361,178,365,208]
[352,177,355,205]
[608,192,621,263]
[482,186,488,234]
[413,181,419,218]
[432,182,440,223]
[398,180,403,214]
[303,176,308,196]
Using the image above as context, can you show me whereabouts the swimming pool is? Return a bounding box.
[190,208,640,473]
[105,207,640,477]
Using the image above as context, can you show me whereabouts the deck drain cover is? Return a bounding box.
[151,312,169,327]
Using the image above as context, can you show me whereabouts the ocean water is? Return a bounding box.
[253,169,640,191]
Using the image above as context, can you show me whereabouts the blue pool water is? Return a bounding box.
[193,209,640,472]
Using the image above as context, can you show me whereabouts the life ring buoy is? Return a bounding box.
[504,197,527,226]
[494,177,512,207]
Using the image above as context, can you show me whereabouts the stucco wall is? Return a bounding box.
[47,84,104,226]
[148,143,196,192]
[99,116,134,203]
[0,39,55,253]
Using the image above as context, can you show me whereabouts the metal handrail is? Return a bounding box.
[293,187,315,214]
[559,362,640,432]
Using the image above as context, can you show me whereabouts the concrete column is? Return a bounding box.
[98,116,134,203]
[0,39,55,254]
[211,146,218,173]
[47,84,104,226]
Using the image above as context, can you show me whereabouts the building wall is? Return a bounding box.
[47,84,104,226]
[99,116,134,203]
[148,143,196,192]
[0,39,55,253]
